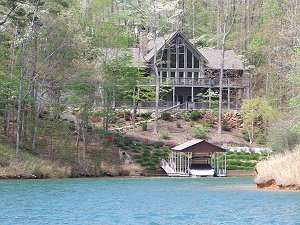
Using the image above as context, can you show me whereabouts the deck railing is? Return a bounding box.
[140,77,242,87]
[114,101,174,109]
[114,101,241,110]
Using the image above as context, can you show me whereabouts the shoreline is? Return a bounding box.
[256,179,300,191]
[0,169,256,180]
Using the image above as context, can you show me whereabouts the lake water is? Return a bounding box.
[0,177,299,225]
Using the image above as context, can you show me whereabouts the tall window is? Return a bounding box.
[156,35,202,79]
[187,49,193,68]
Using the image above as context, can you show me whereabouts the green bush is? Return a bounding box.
[131,149,140,153]
[124,110,131,121]
[183,110,202,121]
[242,129,250,142]
[141,112,152,119]
[141,122,147,131]
[159,128,170,140]
[123,137,133,145]
[255,130,267,145]
[190,111,202,121]
[227,159,242,166]
[192,125,208,139]
[153,141,164,148]
[161,112,172,121]
[142,149,151,157]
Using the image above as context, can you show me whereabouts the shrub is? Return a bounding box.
[183,110,202,121]
[255,130,267,145]
[123,137,133,145]
[142,149,151,157]
[159,128,170,140]
[161,112,172,121]
[131,149,140,153]
[190,111,202,121]
[141,112,152,119]
[201,111,214,125]
[141,122,148,131]
[153,141,164,148]
[124,110,131,121]
[192,125,208,139]
[222,117,232,131]
[242,129,250,142]
[169,140,177,147]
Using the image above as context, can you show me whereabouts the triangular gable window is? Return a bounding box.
[157,34,202,70]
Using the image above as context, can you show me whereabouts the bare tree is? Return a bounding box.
[152,0,160,134]
[16,40,26,154]
[217,0,238,134]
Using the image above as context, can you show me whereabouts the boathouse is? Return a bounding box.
[160,139,227,177]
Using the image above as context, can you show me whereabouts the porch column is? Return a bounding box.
[225,152,227,175]
[187,153,190,173]
[217,152,219,176]
[179,153,182,173]
[227,77,230,110]
[191,86,194,102]
[173,86,176,106]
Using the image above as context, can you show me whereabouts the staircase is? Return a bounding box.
[160,158,189,177]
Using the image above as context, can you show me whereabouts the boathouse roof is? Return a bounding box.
[171,139,226,153]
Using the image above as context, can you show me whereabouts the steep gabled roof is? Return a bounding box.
[106,31,245,70]
[198,49,244,70]
[145,31,208,63]
[144,32,177,62]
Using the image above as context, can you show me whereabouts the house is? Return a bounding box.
[119,30,249,110]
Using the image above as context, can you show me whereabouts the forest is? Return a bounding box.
[0,0,299,178]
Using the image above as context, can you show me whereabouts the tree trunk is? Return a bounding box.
[217,36,225,134]
[30,2,39,150]
[217,0,236,134]
[16,41,26,154]
[152,0,160,135]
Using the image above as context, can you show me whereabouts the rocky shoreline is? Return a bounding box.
[256,179,300,190]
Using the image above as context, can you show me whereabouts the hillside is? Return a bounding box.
[0,108,268,179]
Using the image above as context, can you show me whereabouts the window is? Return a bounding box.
[179,45,185,53]
[187,72,193,78]
[194,56,199,68]
[162,49,167,68]
[187,48,192,68]
[178,72,184,84]
[171,72,176,78]
[170,54,176,68]
[179,54,184,68]
[162,71,167,82]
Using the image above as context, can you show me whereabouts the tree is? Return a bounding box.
[241,97,275,145]
[217,0,239,134]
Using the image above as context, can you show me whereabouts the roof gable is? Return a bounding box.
[145,31,208,63]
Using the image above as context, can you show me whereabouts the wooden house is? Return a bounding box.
[126,30,249,110]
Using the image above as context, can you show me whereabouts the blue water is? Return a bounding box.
[0,177,299,225]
